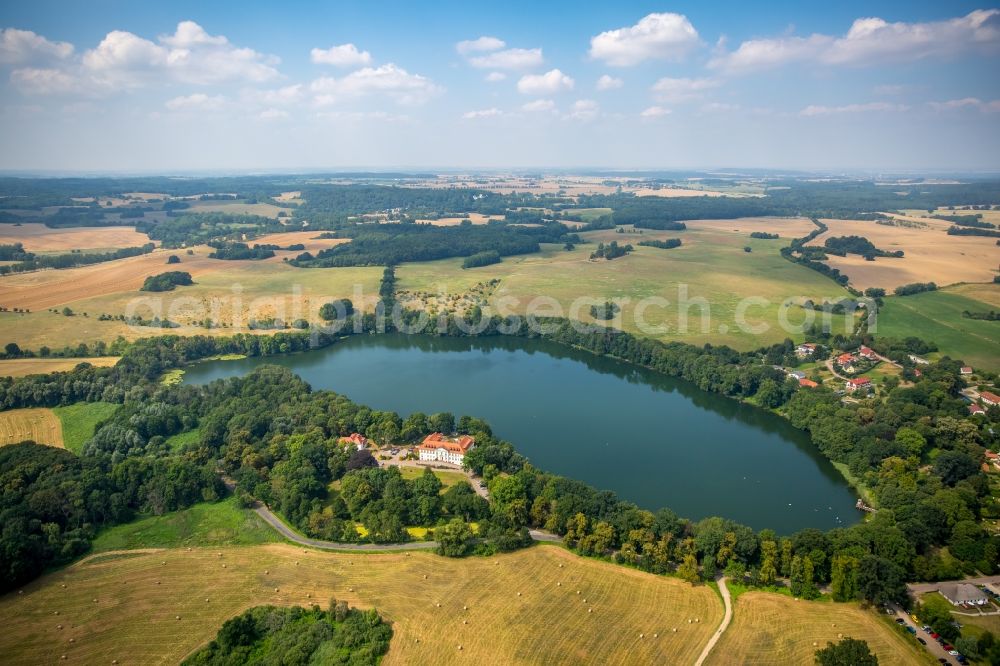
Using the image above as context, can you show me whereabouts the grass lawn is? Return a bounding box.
[876,284,1000,372]
[52,402,118,454]
[3,543,722,665]
[708,590,935,665]
[164,429,200,451]
[397,224,855,350]
[90,497,278,552]
[396,465,470,489]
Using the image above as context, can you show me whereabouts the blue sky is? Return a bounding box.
[0,1,998,172]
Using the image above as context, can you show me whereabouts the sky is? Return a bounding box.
[0,1,998,173]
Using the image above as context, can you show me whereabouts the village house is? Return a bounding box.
[417,433,476,466]
[787,370,806,380]
[836,352,856,367]
[985,450,1000,469]
[339,433,369,450]
[960,366,974,376]
[795,343,818,358]
[981,391,1000,407]
[969,403,986,416]
[858,346,878,361]
[799,378,819,388]
[845,377,872,393]
[938,583,989,607]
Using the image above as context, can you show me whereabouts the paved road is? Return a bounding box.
[694,577,732,666]
[244,485,564,552]
[889,602,957,665]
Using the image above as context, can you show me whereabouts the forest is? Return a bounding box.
[183,603,392,666]
[140,271,193,292]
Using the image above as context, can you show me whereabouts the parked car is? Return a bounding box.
[906,626,917,634]
[895,618,906,624]
[931,633,940,640]
[918,638,927,645]
[938,659,949,665]
[943,644,954,651]
[949,651,960,657]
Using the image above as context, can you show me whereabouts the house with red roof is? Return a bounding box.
[982,391,1000,407]
[799,378,819,388]
[836,352,856,366]
[969,403,986,416]
[339,433,369,450]
[960,366,974,376]
[417,433,476,465]
[845,377,872,393]
[858,346,878,361]
[795,343,818,358]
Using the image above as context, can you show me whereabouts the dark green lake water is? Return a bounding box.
[183,334,861,533]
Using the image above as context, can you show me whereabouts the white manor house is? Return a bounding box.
[417,433,476,465]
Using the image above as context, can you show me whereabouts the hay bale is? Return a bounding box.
[673,628,677,633]
[205,598,210,603]
[69,638,75,643]
[463,605,468,610]
[274,588,279,592]
[306,593,311,598]
[653,633,658,638]
[264,570,269,575]
[588,608,593,613]
[175,615,181,620]
[640,633,644,638]
[458,645,463,651]
[57,624,62,630]
[221,564,226,568]
[155,581,160,585]
[54,611,59,615]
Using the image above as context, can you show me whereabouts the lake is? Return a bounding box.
[183,334,861,533]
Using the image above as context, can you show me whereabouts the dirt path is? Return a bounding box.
[694,577,732,666]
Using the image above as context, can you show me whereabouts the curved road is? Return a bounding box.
[694,577,732,666]
[251,500,562,551]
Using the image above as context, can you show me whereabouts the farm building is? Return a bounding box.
[981,391,1000,407]
[339,433,369,450]
[938,583,989,607]
[960,366,974,375]
[417,433,476,465]
[845,377,872,393]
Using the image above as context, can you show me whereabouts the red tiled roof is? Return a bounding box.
[799,378,819,388]
[981,391,1000,404]
[837,353,855,364]
[847,377,871,386]
[339,433,368,446]
[418,432,475,453]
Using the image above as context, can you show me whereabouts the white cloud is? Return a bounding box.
[310,63,441,106]
[468,47,543,69]
[589,13,700,66]
[12,21,280,95]
[485,71,506,82]
[82,21,280,89]
[565,99,598,121]
[928,97,1000,113]
[10,67,80,94]
[244,84,303,106]
[0,27,73,64]
[165,93,225,110]
[462,107,502,119]
[711,9,1000,72]
[640,105,671,118]
[709,34,830,73]
[517,68,573,95]
[522,99,555,112]
[310,43,372,67]
[456,36,505,55]
[651,77,718,103]
[258,108,289,120]
[596,74,623,91]
[800,102,909,116]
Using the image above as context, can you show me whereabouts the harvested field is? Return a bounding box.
[685,216,818,237]
[252,231,349,256]
[0,357,119,378]
[0,224,150,253]
[0,261,382,350]
[0,543,722,666]
[414,213,505,226]
[0,407,62,447]
[807,218,999,290]
[0,247,226,310]
[706,591,933,666]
